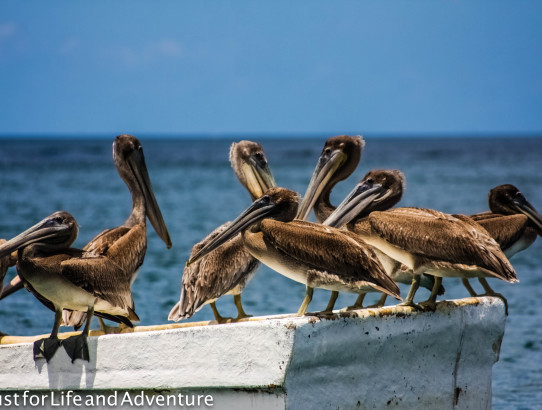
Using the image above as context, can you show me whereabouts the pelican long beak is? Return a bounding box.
[296,149,347,220]
[187,196,277,266]
[128,148,172,249]
[242,157,276,200]
[513,198,542,235]
[0,216,73,258]
[323,181,386,228]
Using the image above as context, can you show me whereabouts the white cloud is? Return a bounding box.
[155,39,182,58]
[116,38,183,67]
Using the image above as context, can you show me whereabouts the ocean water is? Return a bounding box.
[0,137,541,407]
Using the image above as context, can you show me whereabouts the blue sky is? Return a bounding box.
[0,1,541,137]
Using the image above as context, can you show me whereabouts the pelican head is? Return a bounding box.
[0,211,78,258]
[296,135,364,220]
[489,184,542,234]
[323,170,405,228]
[188,187,299,266]
[114,134,172,249]
[230,141,276,200]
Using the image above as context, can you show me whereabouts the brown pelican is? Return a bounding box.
[168,141,276,323]
[0,212,136,362]
[187,187,401,316]
[295,135,363,313]
[322,170,444,309]
[325,172,518,310]
[296,135,364,223]
[461,184,542,311]
[1,135,172,332]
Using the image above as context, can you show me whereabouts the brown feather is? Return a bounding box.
[261,219,401,298]
[62,225,144,327]
[368,208,516,281]
[60,255,134,311]
[468,213,531,252]
[84,225,146,282]
[171,222,259,320]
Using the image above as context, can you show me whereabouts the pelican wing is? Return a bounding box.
[83,225,146,282]
[368,208,516,280]
[83,226,131,256]
[261,220,400,297]
[172,222,259,320]
[468,211,497,221]
[469,213,529,251]
[60,255,134,312]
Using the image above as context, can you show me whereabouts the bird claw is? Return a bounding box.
[398,301,423,311]
[234,313,253,321]
[63,334,90,363]
[366,303,385,309]
[339,304,364,312]
[305,310,335,318]
[212,316,234,325]
[33,337,63,362]
[419,300,438,312]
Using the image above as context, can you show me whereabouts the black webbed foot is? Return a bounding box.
[305,310,335,318]
[63,334,90,363]
[33,337,63,362]
[398,301,423,311]
[419,300,438,312]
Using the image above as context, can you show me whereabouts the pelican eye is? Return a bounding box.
[366,178,374,185]
[260,195,271,205]
[253,152,266,164]
[324,147,332,155]
[52,217,64,225]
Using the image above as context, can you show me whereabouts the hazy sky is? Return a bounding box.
[1,1,541,137]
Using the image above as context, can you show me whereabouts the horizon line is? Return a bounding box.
[0,132,541,140]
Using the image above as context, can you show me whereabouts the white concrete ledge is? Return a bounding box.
[0,297,505,409]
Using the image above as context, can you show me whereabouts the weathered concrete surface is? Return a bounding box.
[0,297,505,409]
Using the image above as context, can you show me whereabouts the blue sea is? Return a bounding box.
[0,137,540,407]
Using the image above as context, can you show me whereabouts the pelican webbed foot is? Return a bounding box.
[478,278,509,316]
[306,291,339,317]
[63,306,93,362]
[33,337,63,362]
[34,307,63,362]
[233,294,253,321]
[210,302,233,324]
[398,301,423,311]
[305,309,337,318]
[63,334,90,363]
[418,300,437,312]
[98,317,125,334]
